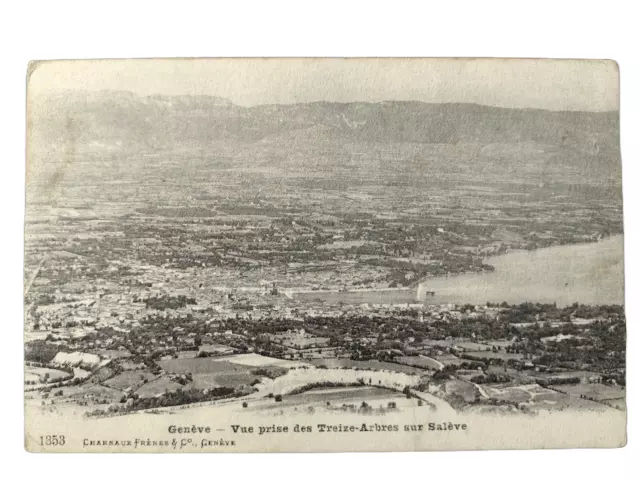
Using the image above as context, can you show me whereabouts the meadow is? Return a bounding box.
[25,366,70,383]
[481,383,613,412]
[158,357,252,374]
[157,357,261,389]
[307,358,428,375]
[395,356,442,370]
[135,377,184,398]
[104,371,158,390]
[553,383,625,402]
[250,386,410,414]
[463,351,525,361]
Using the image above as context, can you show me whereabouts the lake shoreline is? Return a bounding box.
[292,235,624,307]
[417,234,624,307]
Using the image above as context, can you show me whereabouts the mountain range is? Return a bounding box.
[29,90,619,157]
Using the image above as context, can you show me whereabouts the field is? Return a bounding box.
[423,340,455,348]
[463,351,525,361]
[395,356,442,370]
[455,342,492,352]
[433,354,465,366]
[433,379,479,403]
[530,370,603,382]
[456,369,486,382]
[52,351,101,368]
[250,386,410,413]
[158,357,251,374]
[85,365,118,384]
[482,384,533,403]
[553,383,625,402]
[481,384,612,412]
[90,349,132,359]
[73,367,91,379]
[198,343,235,355]
[103,371,157,390]
[191,372,258,389]
[526,392,611,412]
[175,351,198,359]
[25,366,69,383]
[299,385,400,399]
[215,353,305,368]
[486,340,515,349]
[486,365,538,383]
[72,384,123,402]
[120,361,146,371]
[135,377,184,398]
[153,354,313,390]
[158,357,260,390]
[308,358,428,375]
[290,386,403,405]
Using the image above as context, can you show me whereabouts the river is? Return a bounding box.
[418,235,624,307]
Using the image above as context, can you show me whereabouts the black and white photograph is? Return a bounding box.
[24,58,625,452]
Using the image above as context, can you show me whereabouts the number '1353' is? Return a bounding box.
[40,435,65,446]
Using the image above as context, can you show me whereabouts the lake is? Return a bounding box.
[294,235,624,307]
[418,235,624,307]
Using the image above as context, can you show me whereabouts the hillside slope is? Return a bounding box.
[27,90,621,188]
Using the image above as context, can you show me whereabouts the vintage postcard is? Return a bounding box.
[24,58,625,452]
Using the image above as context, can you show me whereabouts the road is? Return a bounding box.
[410,389,457,415]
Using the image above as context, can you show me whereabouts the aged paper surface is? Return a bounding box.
[24,58,625,452]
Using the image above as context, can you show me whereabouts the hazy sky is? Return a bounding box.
[29,58,619,111]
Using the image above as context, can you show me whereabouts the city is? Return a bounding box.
[25,89,625,422]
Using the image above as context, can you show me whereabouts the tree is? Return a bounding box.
[403,386,412,398]
[274,394,283,402]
